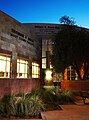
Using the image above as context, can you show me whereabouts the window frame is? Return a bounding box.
[42,57,46,69]
[17,58,28,78]
[32,62,40,78]
[0,54,11,78]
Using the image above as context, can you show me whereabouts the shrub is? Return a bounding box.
[26,87,57,104]
[28,94,45,118]
[0,93,45,118]
[59,90,74,104]
[14,94,31,117]
[0,99,4,115]
[0,89,75,118]
[1,94,17,116]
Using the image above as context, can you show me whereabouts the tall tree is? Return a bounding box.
[59,15,76,25]
[51,25,89,80]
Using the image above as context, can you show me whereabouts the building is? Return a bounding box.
[1,10,89,96]
[24,23,89,91]
[24,23,60,84]
[24,23,79,82]
[0,11,41,97]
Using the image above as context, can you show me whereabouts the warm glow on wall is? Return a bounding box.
[45,69,52,81]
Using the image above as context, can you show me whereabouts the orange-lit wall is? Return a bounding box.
[61,80,89,91]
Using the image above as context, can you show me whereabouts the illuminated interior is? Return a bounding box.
[67,66,78,80]
[42,58,46,69]
[17,58,28,78]
[0,55,11,78]
[32,62,40,78]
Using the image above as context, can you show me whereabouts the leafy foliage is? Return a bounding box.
[0,93,45,118]
[29,94,45,117]
[29,87,56,104]
[59,15,76,25]
[51,25,89,80]
[59,90,74,104]
[0,88,75,118]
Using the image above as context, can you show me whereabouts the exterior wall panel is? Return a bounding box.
[0,10,41,97]
[0,79,40,98]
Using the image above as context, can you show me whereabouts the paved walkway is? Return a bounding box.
[41,98,89,120]
[41,105,89,120]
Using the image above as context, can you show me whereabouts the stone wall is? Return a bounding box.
[0,10,35,58]
[0,11,42,98]
[0,11,42,75]
[0,78,41,98]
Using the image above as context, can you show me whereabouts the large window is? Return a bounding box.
[67,66,78,80]
[32,62,40,78]
[42,58,46,69]
[0,55,11,78]
[17,58,28,78]
[42,58,53,69]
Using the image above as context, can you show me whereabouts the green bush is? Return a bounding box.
[26,87,57,104]
[0,99,4,115]
[58,90,74,104]
[1,94,17,116]
[39,87,57,104]
[0,92,45,118]
[28,94,45,117]
[14,94,31,117]
[0,88,75,118]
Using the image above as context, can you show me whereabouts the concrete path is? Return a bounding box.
[2,116,42,120]
[41,104,89,120]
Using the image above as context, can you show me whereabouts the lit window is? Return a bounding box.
[42,58,46,69]
[0,55,11,78]
[67,66,78,80]
[32,62,40,78]
[17,58,28,78]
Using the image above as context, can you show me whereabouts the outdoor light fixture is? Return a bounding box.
[45,69,52,81]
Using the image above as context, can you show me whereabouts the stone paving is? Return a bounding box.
[41,104,89,120]
[1,116,42,120]
[41,98,89,120]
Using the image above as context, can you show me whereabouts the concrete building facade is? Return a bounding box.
[1,10,89,96]
[0,11,41,97]
[24,23,89,91]
[24,23,79,83]
[24,23,61,83]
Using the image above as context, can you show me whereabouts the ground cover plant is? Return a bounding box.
[0,92,45,119]
[0,87,75,119]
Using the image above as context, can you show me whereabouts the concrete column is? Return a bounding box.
[12,52,17,79]
[46,51,50,69]
[28,57,32,79]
